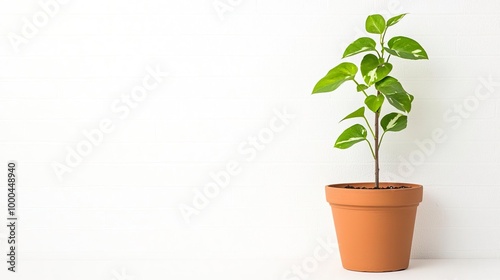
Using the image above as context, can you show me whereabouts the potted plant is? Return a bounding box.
[312,13,428,272]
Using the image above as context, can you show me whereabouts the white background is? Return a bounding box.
[0,0,500,279]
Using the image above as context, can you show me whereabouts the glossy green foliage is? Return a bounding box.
[312,13,428,156]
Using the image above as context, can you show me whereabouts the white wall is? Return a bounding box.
[0,0,499,279]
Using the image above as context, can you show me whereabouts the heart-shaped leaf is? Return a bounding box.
[376,76,413,113]
[334,124,367,149]
[361,54,393,85]
[365,14,386,34]
[356,84,368,92]
[340,107,365,122]
[312,62,358,94]
[386,36,428,60]
[342,37,377,58]
[361,54,378,84]
[385,93,413,113]
[364,95,385,113]
[381,113,407,132]
[375,76,406,95]
[387,13,407,26]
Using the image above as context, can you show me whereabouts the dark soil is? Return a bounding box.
[344,185,409,190]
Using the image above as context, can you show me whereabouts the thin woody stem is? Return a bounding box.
[374,91,380,188]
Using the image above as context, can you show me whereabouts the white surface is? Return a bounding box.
[328,259,500,280]
[2,259,500,279]
[0,0,499,279]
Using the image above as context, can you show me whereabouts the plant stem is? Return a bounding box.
[380,29,388,59]
[365,139,375,159]
[353,79,369,97]
[379,131,386,147]
[363,116,375,138]
[374,91,381,189]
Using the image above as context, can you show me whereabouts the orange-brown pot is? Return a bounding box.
[326,182,423,272]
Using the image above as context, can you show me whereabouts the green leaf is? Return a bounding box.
[375,63,392,84]
[340,107,365,122]
[376,76,413,113]
[312,62,358,94]
[375,76,405,95]
[365,14,386,34]
[387,13,407,26]
[360,54,393,85]
[364,95,385,113]
[356,84,368,92]
[385,93,413,113]
[386,36,428,60]
[381,113,408,132]
[342,37,377,58]
[334,124,367,149]
[361,54,378,84]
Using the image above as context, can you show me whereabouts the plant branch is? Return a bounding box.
[353,79,369,97]
[363,116,375,138]
[380,28,388,59]
[365,139,375,159]
[381,29,388,46]
[379,131,387,147]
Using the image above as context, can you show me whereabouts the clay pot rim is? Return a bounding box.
[326,182,422,192]
[326,182,423,207]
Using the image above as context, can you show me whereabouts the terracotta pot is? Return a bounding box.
[325,182,423,272]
